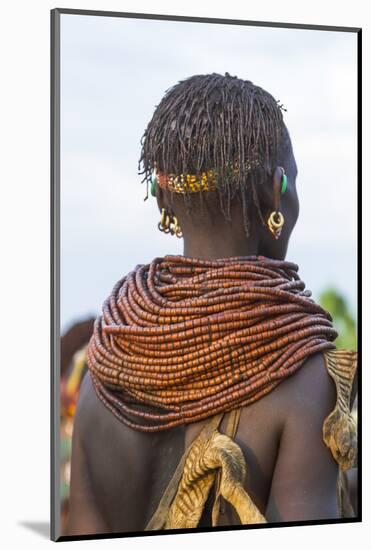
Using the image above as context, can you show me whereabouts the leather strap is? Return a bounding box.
[145,413,224,530]
[211,408,242,526]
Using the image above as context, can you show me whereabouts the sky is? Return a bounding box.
[60,14,358,333]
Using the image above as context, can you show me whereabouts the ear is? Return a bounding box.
[272,166,285,212]
[254,166,285,219]
[256,165,298,260]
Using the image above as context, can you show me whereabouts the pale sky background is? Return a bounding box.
[60,14,357,334]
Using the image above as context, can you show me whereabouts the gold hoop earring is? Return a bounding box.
[267,211,284,240]
[171,216,183,238]
[158,208,171,234]
[158,208,183,237]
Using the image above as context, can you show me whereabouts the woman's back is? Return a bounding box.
[66,351,340,535]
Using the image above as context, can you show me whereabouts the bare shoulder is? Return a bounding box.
[237,352,337,441]
[276,351,337,423]
[73,370,183,461]
[72,370,141,453]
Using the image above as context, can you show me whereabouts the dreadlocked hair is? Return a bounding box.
[138,72,287,236]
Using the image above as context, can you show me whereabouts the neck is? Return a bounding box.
[182,226,259,260]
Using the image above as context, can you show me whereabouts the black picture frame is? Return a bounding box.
[51,7,362,542]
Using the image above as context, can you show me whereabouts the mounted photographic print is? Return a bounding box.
[51,8,361,542]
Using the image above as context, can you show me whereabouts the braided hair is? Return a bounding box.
[138,72,287,236]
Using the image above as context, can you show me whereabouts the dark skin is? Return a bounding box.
[66,131,348,535]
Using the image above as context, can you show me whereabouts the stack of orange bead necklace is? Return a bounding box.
[87,255,337,432]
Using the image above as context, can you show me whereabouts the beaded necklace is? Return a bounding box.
[87,255,337,432]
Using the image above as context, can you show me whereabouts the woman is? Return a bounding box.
[66,73,357,535]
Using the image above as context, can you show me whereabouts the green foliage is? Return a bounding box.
[319,288,357,350]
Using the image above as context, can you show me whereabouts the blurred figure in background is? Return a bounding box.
[60,318,94,533]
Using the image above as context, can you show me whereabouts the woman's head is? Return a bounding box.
[139,72,299,259]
